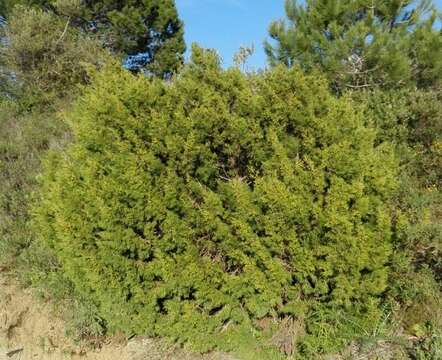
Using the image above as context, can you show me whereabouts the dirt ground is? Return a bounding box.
[0,273,236,360]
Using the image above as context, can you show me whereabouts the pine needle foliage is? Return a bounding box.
[33,46,398,355]
[265,0,442,91]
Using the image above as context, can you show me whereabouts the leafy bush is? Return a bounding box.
[0,97,109,347]
[5,0,186,77]
[354,88,442,358]
[3,5,108,104]
[0,99,68,268]
[357,89,442,277]
[34,47,398,355]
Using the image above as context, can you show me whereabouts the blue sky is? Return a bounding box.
[176,0,442,70]
[176,0,285,69]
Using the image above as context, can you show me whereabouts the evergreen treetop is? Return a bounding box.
[265,0,442,91]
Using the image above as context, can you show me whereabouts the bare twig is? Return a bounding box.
[55,17,71,46]
[6,348,24,357]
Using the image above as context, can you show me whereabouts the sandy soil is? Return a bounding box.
[0,273,236,360]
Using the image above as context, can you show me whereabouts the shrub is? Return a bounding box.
[0,99,68,268]
[358,89,442,184]
[34,46,398,355]
[356,89,442,278]
[3,6,108,104]
[0,96,108,346]
[7,0,186,77]
[355,88,442,358]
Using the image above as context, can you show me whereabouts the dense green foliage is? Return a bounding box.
[0,99,68,267]
[4,0,185,77]
[33,47,399,356]
[360,88,442,293]
[0,23,14,99]
[0,0,17,16]
[265,0,442,90]
[0,1,120,344]
[265,4,442,356]
[0,0,109,271]
[352,89,442,359]
[0,0,440,358]
[2,5,108,104]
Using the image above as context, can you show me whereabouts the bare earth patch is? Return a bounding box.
[0,273,236,360]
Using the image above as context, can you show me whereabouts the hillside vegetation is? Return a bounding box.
[0,0,441,359]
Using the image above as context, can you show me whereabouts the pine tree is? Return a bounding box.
[265,0,442,91]
[5,0,185,78]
